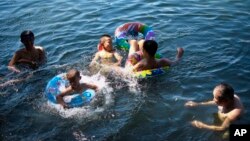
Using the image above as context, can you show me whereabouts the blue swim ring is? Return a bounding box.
[45,73,96,108]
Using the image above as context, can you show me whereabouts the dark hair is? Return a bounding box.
[66,69,80,81]
[143,40,158,57]
[20,30,34,43]
[216,82,234,101]
[101,34,111,38]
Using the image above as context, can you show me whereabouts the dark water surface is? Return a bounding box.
[0,0,250,141]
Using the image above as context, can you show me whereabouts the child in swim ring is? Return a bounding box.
[56,69,98,109]
[90,34,123,66]
[8,30,46,73]
[125,39,184,72]
[185,83,244,131]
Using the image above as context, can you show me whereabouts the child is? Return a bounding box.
[185,83,244,131]
[125,39,184,72]
[90,34,123,66]
[8,30,46,73]
[56,69,98,109]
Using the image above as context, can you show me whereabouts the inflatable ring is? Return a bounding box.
[134,66,170,78]
[115,22,161,59]
[45,73,95,108]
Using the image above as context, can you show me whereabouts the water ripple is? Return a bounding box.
[1,0,250,141]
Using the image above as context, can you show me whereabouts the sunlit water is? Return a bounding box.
[0,0,250,141]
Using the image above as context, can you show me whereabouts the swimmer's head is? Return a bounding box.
[143,40,158,57]
[213,83,234,105]
[99,34,113,52]
[66,69,81,89]
[20,30,35,46]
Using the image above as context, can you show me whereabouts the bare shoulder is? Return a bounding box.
[16,48,26,54]
[15,48,27,57]
[35,46,45,52]
[234,94,244,109]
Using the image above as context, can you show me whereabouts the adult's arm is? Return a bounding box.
[8,53,21,73]
[185,100,216,107]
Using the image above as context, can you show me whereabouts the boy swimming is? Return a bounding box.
[90,34,123,66]
[8,30,46,73]
[56,69,98,109]
[125,39,184,72]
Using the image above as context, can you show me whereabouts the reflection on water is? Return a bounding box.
[0,0,250,141]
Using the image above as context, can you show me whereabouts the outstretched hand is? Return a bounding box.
[185,101,199,107]
[191,120,205,129]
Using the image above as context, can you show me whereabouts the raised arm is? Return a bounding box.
[163,48,184,66]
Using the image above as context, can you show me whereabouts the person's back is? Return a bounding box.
[8,30,46,73]
[132,40,184,72]
[132,40,158,71]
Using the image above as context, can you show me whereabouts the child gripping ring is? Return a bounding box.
[45,73,96,108]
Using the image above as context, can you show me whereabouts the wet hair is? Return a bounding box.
[66,69,80,81]
[143,40,158,57]
[100,34,111,43]
[215,82,234,101]
[101,34,111,39]
[20,30,34,43]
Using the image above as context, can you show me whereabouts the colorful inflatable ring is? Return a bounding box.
[134,66,170,78]
[45,73,95,108]
[115,22,161,59]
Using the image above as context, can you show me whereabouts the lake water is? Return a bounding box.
[0,0,250,141]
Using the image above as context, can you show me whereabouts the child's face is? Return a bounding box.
[69,75,81,89]
[102,37,113,51]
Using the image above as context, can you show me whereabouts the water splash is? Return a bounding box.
[41,72,113,120]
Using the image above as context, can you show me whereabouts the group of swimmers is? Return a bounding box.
[89,34,184,72]
[6,30,244,133]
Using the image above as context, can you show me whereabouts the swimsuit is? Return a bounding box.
[126,51,143,66]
